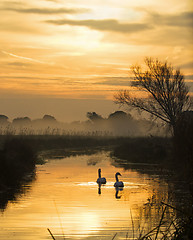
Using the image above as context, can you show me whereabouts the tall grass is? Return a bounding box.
[0,134,130,154]
[112,137,172,164]
[0,125,114,136]
[109,202,192,240]
[137,202,193,240]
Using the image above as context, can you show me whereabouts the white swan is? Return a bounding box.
[96,168,106,184]
[114,172,124,187]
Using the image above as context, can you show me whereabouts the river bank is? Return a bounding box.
[0,134,192,186]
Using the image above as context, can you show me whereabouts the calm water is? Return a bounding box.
[0,150,178,240]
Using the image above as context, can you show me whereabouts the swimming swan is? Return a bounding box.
[96,168,106,184]
[114,172,124,187]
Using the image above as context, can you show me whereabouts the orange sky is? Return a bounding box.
[0,0,192,121]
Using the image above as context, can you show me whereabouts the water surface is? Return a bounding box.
[0,150,175,239]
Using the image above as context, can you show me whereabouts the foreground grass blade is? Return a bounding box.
[155,206,167,240]
[53,200,65,239]
[112,233,117,240]
[47,228,56,240]
[130,209,135,239]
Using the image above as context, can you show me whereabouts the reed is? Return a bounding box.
[112,233,117,240]
[47,228,56,240]
[136,202,193,240]
[109,201,192,240]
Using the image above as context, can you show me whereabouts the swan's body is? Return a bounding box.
[97,168,106,184]
[114,172,124,187]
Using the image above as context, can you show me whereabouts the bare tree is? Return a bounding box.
[115,58,191,134]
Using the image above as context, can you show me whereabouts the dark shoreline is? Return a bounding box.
[0,134,191,181]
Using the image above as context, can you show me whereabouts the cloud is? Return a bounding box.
[6,61,32,67]
[1,51,45,64]
[178,61,193,69]
[45,19,152,33]
[43,10,193,36]
[184,75,193,80]
[44,11,193,35]
[95,77,132,86]
[102,24,192,47]
[0,19,45,34]
[149,11,193,28]
[1,1,22,7]
[1,6,88,14]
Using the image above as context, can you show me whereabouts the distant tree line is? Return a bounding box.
[0,111,163,136]
[0,114,57,126]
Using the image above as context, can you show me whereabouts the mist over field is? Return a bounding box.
[0,109,167,137]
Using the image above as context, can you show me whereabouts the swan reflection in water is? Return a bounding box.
[115,187,124,199]
[98,184,101,195]
[96,169,106,195]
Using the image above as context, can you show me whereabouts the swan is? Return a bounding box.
[96,168,106,184]
[114,172,124,187]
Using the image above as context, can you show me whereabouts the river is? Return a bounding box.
[0,150,188,240]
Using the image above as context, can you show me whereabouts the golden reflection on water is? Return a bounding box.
[0,151,170,240]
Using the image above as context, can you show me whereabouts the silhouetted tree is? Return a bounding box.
[107,111,139,136]
[115,58,192,135]
[0,115,9,125]
[43,114,56,122]
[108,111,132,120]
[86,112,104,122]
[12,117,31,126]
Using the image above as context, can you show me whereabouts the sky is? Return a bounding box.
[0,0,192,122]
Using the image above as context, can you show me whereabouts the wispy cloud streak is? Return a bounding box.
[45,19,152,33]
[149,11,193,28]
[1,6,88,14]
[1,51,45,64]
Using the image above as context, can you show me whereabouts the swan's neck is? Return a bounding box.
[98,170,101,178]
[116,174,119,182]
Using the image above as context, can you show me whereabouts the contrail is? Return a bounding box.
[1,50,46,64]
